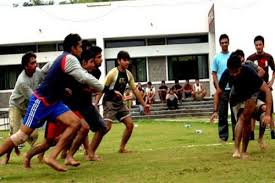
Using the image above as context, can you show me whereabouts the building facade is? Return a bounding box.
[0,0,274,108]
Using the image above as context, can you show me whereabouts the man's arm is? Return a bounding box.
[132,87,148,108]
[212,72,219,90]
[210,88,222,123]
[64,55,104,92]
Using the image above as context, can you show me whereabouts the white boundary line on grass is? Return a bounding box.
[144,142,234,151]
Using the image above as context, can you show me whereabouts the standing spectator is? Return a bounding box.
[166,88,178,110]
[158,80,168,103]
[247,35,275,140]
[182,79,192,99]
[192,79,206,101]
[145,81,155,104]
[171,79,183,104]
[212,34,236,142]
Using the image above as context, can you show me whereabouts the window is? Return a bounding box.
[0,45,37,55]
[168,54,208,80]
[0,65,22,89]
[167,35,208,45]
[105,39,146,48]
[38,43,57,52]
[105,57,147,82]
[147,38,165,46]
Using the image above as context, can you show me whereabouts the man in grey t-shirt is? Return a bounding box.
[2,52,43,164]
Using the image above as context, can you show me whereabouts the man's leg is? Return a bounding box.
[241,99,256,158]
[65,119,89,166]
[233,117,243,158]
[2,106,23,164]
[0,125,33,158]
[43,111,81,172]
[23,139,55,168]
[119,116,134,153]
[218,91,229,141]
[89,120,111,160]
[230,106,237,141]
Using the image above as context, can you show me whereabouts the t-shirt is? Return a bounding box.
[159,85,168,93]
[247,52,275,82]
[9,68,44,111]
[183,84,192,91]
[219,65,263,104]
[212,52,231,81]
[103,67,136,102]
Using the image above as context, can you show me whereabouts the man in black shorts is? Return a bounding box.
[211,54,272,159]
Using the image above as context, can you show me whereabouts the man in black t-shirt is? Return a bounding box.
[158,80,168,103]
[210,54,272,159]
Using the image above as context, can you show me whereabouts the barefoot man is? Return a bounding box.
[211,54,272,158]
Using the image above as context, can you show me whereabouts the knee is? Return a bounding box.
[10,130,29,146]
[80,123,90,134]
[125,122,134,131]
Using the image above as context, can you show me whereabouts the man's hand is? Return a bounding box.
[114,90,123,100]
[262,114,271,126]
[267,79,274,89]
[210,111,218,124]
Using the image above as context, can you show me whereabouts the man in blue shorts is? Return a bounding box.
[0,33,108,172]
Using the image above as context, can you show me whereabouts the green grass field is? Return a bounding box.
[0,118,275,183]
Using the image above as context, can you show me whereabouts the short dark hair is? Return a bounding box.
[254,35,264,45]
[219,34,229,43]
[80,49,94,65]
[63,33,82,52]
[161,80,165,84]
[90,46,102,58]
[117,50,130,60]
[147,81,152,85]
[81,40,91,51]
[227,54,241,70]
[233,49,245,58]
[21,52,36,67]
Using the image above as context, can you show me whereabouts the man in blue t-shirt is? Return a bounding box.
[211,34,236,142]
[211,54,272,159]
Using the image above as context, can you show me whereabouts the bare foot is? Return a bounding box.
[118,149,132,153]
[87,154,102,161]
[23,153,31,169]
[64,157,80,167]
[241,153,249,159]
[44,157,67,172]
[258,139,267,151]
[232,151,241,159]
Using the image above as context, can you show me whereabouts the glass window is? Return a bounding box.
[105,57,147,82]
[105,39,145,48]
[0,65,22,89]
[0,45,37,55]
[38,43,57,52]
[147,38,165,46]
[167,35,208,45]
[168,54,208,80]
